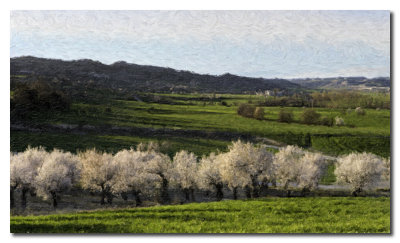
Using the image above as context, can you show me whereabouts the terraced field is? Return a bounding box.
[11,93,391,157]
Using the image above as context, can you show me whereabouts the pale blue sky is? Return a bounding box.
[10,10,390,78]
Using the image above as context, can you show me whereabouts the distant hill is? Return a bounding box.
[10,56,299,94]
[290,76,390,91]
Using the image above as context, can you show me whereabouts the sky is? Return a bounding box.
[10,10,390,79]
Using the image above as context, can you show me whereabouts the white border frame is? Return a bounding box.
[1,0,398,242]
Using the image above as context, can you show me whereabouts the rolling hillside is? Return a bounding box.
[11,56,299,94]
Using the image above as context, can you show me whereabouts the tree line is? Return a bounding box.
[10,141,390,209]
[11,80,70,122]
[238,104,352,127]
[257,90,390,109]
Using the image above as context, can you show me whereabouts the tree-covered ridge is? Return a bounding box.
[10,56,299,94]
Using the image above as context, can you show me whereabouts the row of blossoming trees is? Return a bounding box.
[10,141,390,209]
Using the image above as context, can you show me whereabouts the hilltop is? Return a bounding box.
[11,56,299,94]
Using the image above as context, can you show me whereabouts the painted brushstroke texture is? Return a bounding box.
[11,10,390,79]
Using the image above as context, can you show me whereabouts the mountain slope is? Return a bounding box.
[11,56,299,93]
[290,77,390,91]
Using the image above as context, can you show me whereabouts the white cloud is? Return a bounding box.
[10,10,390,78]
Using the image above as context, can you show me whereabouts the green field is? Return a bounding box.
[11,93,391,157]
[10,197,390,233]
[10,131,230,157]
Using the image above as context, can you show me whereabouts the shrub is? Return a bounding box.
[301,109,321,125]
[11,81,70,121]
[335,116,345,126]
[278,109,294,123]
[355,107,366,116]
[253,107,265,120]
[320,116,333,126]
[335,152,385,196]
[237,103,256,118]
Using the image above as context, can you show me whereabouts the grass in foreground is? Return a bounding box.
[11,197,390,233]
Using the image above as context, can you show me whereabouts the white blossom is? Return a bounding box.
[335,116,345,126]
[219,140,274,191]
[273,145,327,191]
[297,151,327,190]
[273,145,304,189]
[335,152,385,194]
[34,149,80,201]
[78,149,117,193]
[169,150,198,190]
[112,149,161,195]
[10,147,48,190]
[382,157,390,181]
[196,152,224,191]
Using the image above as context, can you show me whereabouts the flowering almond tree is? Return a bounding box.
[79,149,117,205]
[143,149,172,204]
[219,140,275,199]
[34,149,80,208]
[196,153,224,201]
[10,147,48,208]
[296,151,327,195]
[112,149,160,206]
[273,145,304,196]
[218,152,249,200]
[382,157,390,182]
[335,152,385,196]
[273,146,327,196]
[169,150,198,202]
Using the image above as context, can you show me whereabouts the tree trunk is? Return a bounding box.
[233,187,238,200]
[352,188,362,197]
[245,186,252,199]
[252,186,260,198]
[50,191,58,208]
[106,192,113,205]
[10,187,15,208]
[159,175,170,204]
[133,190,142,207]
[121,192,128,201]
[21,187,29,208]
[216,183,223,201]
[262,183,269,196]
[190,188,195,202]
[251,177,260,198]
[301,187,311,197]
[100,186,106,205]
[287,190,291,198]
[183,188,190,202]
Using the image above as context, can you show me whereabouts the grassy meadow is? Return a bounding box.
[11,93,391,157]
[10,197,390,233]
